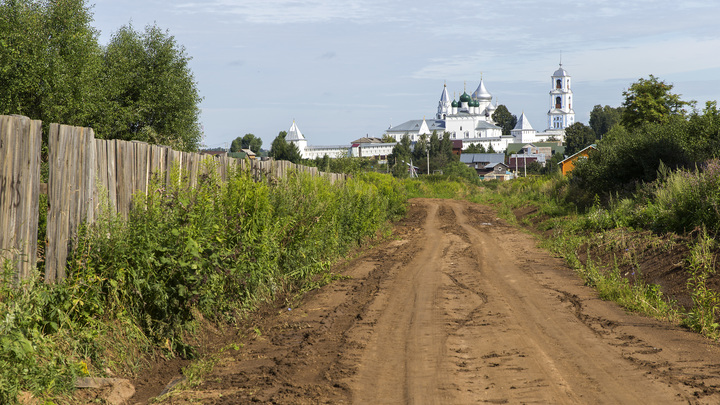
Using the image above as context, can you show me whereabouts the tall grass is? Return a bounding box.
[0,165,407,402]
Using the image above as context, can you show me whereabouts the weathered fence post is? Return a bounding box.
[0,115,41,281]
[45,124,97,282]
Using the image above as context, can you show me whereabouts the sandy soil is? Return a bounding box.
[133,198,720,404]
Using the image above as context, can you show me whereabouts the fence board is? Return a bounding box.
[0,116,41,280]
[4,115,349,282]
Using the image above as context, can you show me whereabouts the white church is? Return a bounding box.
[286,64,575,158]
[384,64,575,151]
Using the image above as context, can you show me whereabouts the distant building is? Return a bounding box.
[559,144,597,175]
[547,63,575,132]
[286,121,349,159]
[460,153,506,175]
[383,64,574,152]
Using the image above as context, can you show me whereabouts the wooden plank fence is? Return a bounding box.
[0,115,347,283]
[0,115,41,281]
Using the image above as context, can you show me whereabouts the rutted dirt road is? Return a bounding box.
[152,198,720,404]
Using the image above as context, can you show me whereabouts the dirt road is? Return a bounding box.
[153,198,720,404]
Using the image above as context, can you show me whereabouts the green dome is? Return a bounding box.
[459,92,472,103]
[451,100,458,107]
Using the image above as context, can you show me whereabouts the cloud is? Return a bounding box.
[228,60,245,67]
[173,0,403,24]
[319,51,336,59]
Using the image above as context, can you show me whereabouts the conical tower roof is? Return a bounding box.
[286,120,305,141]
[440,84,450,104]
[514,112,534,130]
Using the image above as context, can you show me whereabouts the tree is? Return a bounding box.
[487,144,496,153]
[0,0,104,127]
[230,133,262,153]
[269,131,301,163]
[563,122,596,156]
[99,23,203,151]
[381,134,396,143]
[412,134,428,171]
[589,105,623,138]
[389,135,413,177]
[464,143,486,153]
[492,105,517,135]
[620,75,689,130]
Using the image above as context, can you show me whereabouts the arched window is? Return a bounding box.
[567,79,570,88]
[556,79,562,89]
[555,96,562,109]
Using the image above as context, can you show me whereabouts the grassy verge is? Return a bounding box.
[478,174,719,337]
[0,166,407,403]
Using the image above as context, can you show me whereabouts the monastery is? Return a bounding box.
[287,64,575,159]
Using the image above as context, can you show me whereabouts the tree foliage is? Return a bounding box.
[0,0,103,127]
[269,131,301,163]
[0,1,204,151]
[99,24,203,151]
[464,143,486,153]
[492,104,517,135]
[620,75,689,130]
[589,105,623,138]
[231,133,262,153]
[563,122,597,156]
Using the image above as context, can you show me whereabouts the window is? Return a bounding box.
[555,97,562,109]
[556,79,562,89]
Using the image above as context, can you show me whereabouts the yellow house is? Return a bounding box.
[558,144,597,176]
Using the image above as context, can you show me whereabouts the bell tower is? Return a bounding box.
[547,63,575,130]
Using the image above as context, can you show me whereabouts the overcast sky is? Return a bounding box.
[91,0,720,149]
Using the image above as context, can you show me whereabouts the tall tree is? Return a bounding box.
[492,105,517,135]
[389,134,413,177]
[230,133,262,153]
[269,131,301,163]
[621,75,689,130]
[99,23,203,151]
[412,134,428,170]
[242,133,263,153]
[464,143,486,153]
[0,0,103,126]
[563,122,597,156]
[589,105,623,138]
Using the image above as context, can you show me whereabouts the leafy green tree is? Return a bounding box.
[412,134,428,171]
[381,134,396,143]
[487,144,496,153]
[464,143,486,153]
[99,23,202,151]
[269,131,301,163]
[589,105,623,138]
[230,133,262,153]
[620,75,689,130]
[390,135,413,177]
[0,0,103,127]
[563,122,597,156]
[568,117,694,207]
[492,105,517,135]
[242,134,263,153]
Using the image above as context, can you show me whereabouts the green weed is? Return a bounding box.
[683,229,720,338]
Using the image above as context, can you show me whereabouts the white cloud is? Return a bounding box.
[173,0,403,24]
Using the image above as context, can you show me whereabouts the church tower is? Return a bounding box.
[547,63,575,130]
[437,84,451,119]
[286,120,307,157]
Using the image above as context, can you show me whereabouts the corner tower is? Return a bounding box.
[547,63,575,130]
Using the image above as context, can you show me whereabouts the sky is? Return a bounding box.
[90,0,720,149]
